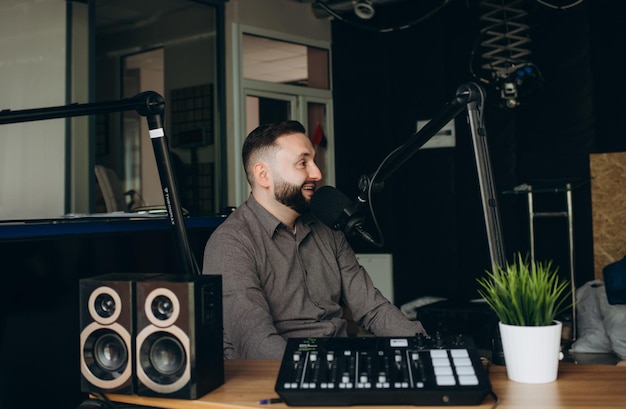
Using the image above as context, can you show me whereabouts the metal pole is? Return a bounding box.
[566,183,576,340]
[528,187,535,263]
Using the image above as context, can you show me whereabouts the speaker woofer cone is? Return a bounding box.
[83,328,129,381]
[95,332,128,372]
[140,332,186,384]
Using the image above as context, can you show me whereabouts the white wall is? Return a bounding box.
[223,0,332,206]
[0,0,69,220]
[356,253,395,303]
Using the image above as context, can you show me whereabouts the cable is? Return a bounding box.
[536,0,583,10]
[488,389,501,408]
[76,393,160,409]
[360,144,406,248]
[75,393,116,409]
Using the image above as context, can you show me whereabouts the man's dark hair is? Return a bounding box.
[242,120,306,185]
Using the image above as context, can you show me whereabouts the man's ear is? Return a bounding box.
[253,162,271,188]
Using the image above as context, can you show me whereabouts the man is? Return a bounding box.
[203,120,426,359]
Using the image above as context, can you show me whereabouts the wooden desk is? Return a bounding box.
[106,360,626,409]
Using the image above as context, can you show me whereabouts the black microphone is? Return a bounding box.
[310,186,379,246]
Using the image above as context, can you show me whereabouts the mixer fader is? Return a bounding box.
[275,334,491,406]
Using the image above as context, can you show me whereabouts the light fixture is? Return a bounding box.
[471,0,544,108]
[353,0,375,20]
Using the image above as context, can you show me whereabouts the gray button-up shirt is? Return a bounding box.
[203,195,426,359]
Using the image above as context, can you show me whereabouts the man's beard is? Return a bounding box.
[274,180,310,215]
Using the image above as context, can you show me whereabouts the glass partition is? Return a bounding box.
[94,0,225,215]
[0,1,225,220]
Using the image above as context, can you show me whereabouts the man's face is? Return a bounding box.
[271,133,322,214]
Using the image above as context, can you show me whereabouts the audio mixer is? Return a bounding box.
[275,334,491,406]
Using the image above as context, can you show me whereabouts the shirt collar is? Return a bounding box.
[246,194,316,238]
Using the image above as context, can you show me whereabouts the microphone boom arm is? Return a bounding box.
[0,91,164,124]
[367,84,476,190]
[0,91,199,276]
[361,82,506,270]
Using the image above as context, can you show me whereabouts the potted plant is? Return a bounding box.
[476,252,571,384]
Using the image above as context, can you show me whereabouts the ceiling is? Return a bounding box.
[95,0,194,33]
[242,35,308,84]
[96,0,308,84]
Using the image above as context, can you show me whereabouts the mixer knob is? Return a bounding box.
[435,332,444,348]
[416,333,425,348]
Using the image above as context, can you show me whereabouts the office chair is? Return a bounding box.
[94,165,144,212]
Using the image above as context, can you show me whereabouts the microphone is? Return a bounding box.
[310,186,380,246]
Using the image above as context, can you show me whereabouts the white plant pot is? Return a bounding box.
[499,320,562,384]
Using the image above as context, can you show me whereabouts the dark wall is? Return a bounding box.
[331,0,619,306]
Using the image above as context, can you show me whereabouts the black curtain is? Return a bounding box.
[331,0,605,306]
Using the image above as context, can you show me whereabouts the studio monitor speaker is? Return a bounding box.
[79,273,161,395]
[135,274,223,399]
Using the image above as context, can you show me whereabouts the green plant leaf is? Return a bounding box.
[476,252,571,326]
